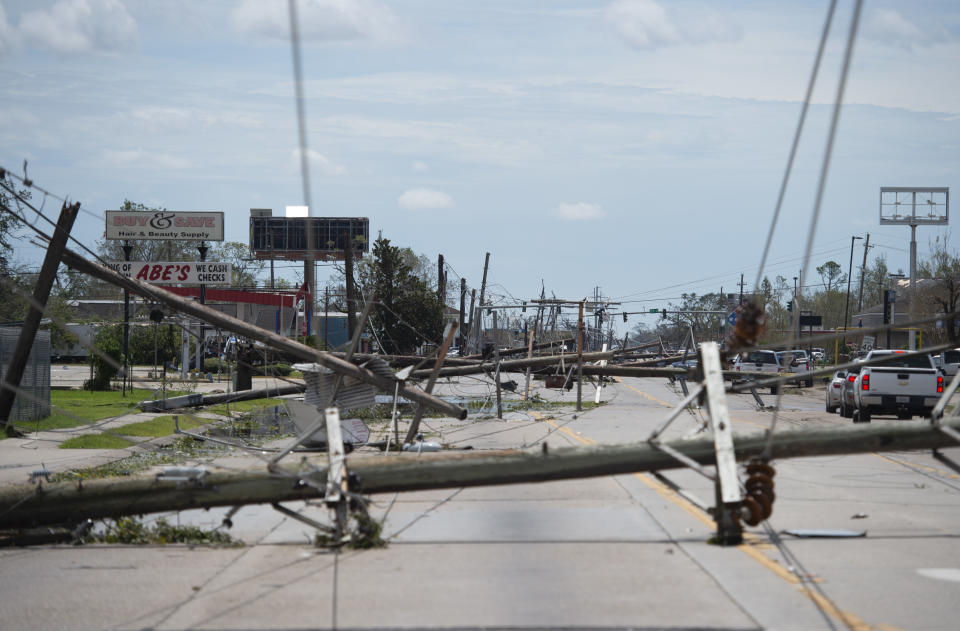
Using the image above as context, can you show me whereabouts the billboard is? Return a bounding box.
[107,261,232,285]
[879,187,949,226]
[249,216,369,260]
[106,210,225,241]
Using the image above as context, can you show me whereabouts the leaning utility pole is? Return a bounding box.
[577,299,585,412]
[474,252,490,353]
[0,201,80,436]
[58,247,466,419]
[458,278,466,352]
[857,233,870,313]
[437,254,445,301]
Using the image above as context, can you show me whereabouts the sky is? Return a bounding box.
[1,0,959,336]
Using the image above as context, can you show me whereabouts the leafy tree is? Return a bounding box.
[358,236,444,354]
[87,325,122,390]
[859,253,890,309]
[209,241,263,287]
[917,234,960,342]
[816,261,846,293]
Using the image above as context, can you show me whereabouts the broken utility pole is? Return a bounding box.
[58,247,467,419]
[0,201,80,436]
[6,417,960,530]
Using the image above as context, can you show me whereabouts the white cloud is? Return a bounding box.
[293,148,347,176]
[412,160,429,172]
[231,0,404,44]
[555,202,606,221]
[19,0,137,54]
[605,0,740,50]
[398,188,454,210]
[100,149,191,170]
[0,3,19,56]
[863,9,949,51]
[605,0,681,50]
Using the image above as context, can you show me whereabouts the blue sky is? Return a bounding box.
[1,0,959,333]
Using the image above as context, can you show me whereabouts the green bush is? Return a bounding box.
[85,325,122,391]
[204,357,230,373]
[254,362,292,376]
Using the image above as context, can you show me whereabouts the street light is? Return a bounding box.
[842,235,863,351]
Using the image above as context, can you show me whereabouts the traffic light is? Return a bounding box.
[623,312,628,322]
[786,301,793,312]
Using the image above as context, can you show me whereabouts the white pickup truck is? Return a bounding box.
[852,350,944,423]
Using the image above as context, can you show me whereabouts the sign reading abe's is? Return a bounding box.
[106,210,225,241]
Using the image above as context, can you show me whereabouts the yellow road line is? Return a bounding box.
[538,391,890,631]
[620,379,767,429]
[874,453,960,480]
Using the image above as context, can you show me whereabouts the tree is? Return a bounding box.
[917,235,960,342]
[87,325,122,390]
[860,253,889,309]
[358,236,444,354]
[816,261,846,293]
[209,241,263,287]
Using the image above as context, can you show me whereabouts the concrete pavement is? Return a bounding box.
[1,376,959,629]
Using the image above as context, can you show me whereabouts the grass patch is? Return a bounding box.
[51,435,230,481]
[116,415,206,438]
[59,433,135,449]
[205,397,286,417]
[20,388,191,432]
[87,517,240,546]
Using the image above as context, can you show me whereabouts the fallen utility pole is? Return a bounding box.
[408,350,617,379]
[461,337,576,360]
[58,247,466,419]
[139,385,306,412]
[4,418,960,530]
[0,201,80,436]
[405,322,458,443]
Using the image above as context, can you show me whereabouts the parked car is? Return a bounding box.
[936,349,960,378]
[839,362,863,418]
[852,350,943,422]
[777,349,814,387]
[811,348,825,363]
[825,370,846,412]
[734,350,781,394]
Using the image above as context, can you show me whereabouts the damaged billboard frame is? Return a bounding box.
[249,216,370,261]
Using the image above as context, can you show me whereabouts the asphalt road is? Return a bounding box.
[2,376,959,630]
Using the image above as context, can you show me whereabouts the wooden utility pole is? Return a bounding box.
[577,299,584,412]
[523,329,535,401]
[344,233,356,341]
[405,322,458,443]
[7,417,960,530]
[0,202,80,436]
[474,252,490,352]
[493,312,502,419]
[458,278,466,353]
[58,247,466,419]
[466,288,476,354]
[409,349,616,379]
[857,233,871,313]
[437,254,445,301]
